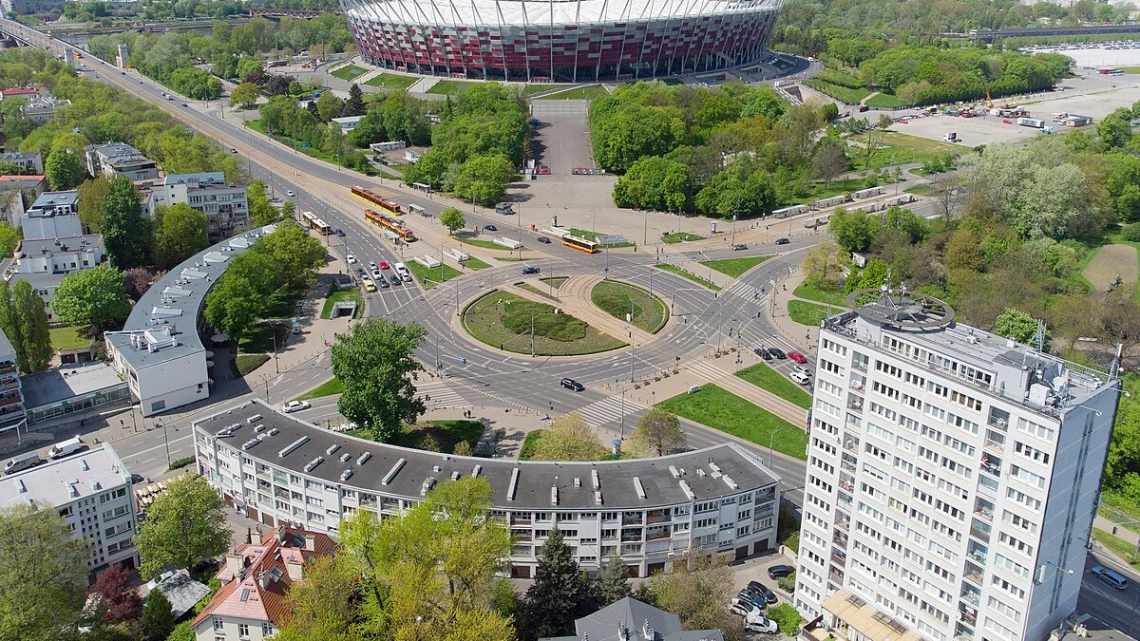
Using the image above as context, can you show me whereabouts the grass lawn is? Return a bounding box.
[851,131,962,171]
[398,420,483,453]
[463,290,625,356]
[736,363,813,409]
[1092,528,1140,570]
[793,283,849,307]
[655,264,721,291]
[321,287,364,319]
[568,228,633,248]
[458,236,514,251]
[519,430,545,459]
[295,377,344,400]
[662,231,704,244]
[865,93,906,109]
[788,300,833,326]
[464,256,492,270]
[803,79,870,105]
[541,276,568,289]
[235,353,269,376]
[522,84,558,96]
[657,385,808,459]
[591,280,669,333]
[905,183,935,196]
[516,282,560,301]
[427,80,487,96]
[405,261,462,289]
[49,325,92,350]
[535,85,610,100]
[701,256,772,278]
[365,73,417,91]
[330,64,367,81]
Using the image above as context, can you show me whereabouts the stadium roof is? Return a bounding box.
[344,0,781,27]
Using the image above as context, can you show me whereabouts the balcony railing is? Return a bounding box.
[622,513,643,526]
[646,511,669,524]
[621,529,643,542]
[963,561,983,586]
[970,520,992,544]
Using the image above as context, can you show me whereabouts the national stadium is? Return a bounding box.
[339,0,783,83]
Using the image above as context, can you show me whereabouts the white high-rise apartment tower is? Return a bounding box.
[793,289,1120,641]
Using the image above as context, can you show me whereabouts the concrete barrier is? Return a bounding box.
[415,255,441,268]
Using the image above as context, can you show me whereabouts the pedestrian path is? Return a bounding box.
[416,381,466,408]
[573,393,646,430]
[685,360,808,426]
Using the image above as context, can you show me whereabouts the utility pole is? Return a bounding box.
[159,421,171,469]
[530,311,535,357]
[643,209,648,247]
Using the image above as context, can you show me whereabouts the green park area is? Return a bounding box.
[1092,528,1140,571]
[788,300,833,326]
[535,85,610,100]
[330,64,367,81]
[590,280,669,333]
[404,261,462,289]
[850,130,962,170]
[662,231,704,244]
[657,385,807,460]
[457,233,513,251]
[297,377,345,400]
[321,286,363,318]
[48,325,92,351]
[462,290,625,356]
[427,80,488,96]
[655,264,721,291]
[701,256,771,278]
[735,363,813,409]
[365,73,417,91]
[464,256,492,270]
[792,283,849,307]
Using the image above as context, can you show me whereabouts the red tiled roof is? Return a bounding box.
[190,527,336,629]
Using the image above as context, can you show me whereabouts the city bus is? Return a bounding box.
[407,203,426,217]
[301,211,332,235]
[561,234,599,254]
[351,185,402,216]
[364,209,417,242]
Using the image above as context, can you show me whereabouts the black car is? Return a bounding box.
[768,565,795,580]
[522,265,540,275]
[337,229,345,237]
[775,237,790,245]
[735,591,767,611]
[561,378,585,392]
[732,243,748,251]
[747,581,778,605]
[483,224,498,231]
[768,347,787,359]
[537,236,552,244]
[130,473,145,485]
[754,347,772,360]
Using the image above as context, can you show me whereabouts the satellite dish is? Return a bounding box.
[847,284,955,332]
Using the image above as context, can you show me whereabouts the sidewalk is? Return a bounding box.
[765,264,819,353]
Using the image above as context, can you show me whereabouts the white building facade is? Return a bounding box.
[193,400,782,578]
[0,443,138,579]
[794,297,1119,641]
[147,173,249,242]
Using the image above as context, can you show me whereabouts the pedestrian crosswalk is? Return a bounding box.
[574,394,646,430]
[416,381,466,408]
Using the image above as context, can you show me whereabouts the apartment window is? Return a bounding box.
[1014,441,1051,465]
[1016,417,1056,441]
[238,623,250,639]
[213,618,224,631]
[1010,465,1046,490]
[262,623,274,636]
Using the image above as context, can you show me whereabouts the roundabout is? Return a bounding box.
[458,274,671,357]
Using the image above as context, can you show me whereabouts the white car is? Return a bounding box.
[789,370,811,385]
[346,254,357,264]
[730,602,759,618]
[744,616,778,634]
[286,190,296,198]
[281,400,310,414]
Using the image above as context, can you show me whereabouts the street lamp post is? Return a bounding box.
[768,424,785,467]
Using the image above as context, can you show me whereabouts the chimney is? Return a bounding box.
[223,552,243,580]
[304,534,315,551]
[258,572,271,590]
[285,558,304,582]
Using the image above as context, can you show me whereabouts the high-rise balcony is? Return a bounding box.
[980,454,1002,478]
[984,429,1006,453]
[970,518,992,544]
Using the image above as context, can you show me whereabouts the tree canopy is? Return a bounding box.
[331,319,426,443]
[135,475,231,580]
[52,264,131,330]
[529,415,607,461]
[0,505,88,641]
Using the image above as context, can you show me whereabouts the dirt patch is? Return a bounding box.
[1084,244,1138,292]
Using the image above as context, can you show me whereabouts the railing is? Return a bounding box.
[621,529,643,542]
[622,513,643,526]
[963,562,983,586]
[646,511,669,524]
[511,516,533,526]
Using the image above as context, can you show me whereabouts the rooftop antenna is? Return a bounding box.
[1111,343,1124,379]
[1034,319,1046,352]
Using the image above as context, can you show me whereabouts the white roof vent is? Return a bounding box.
[420,478,436,496]
[551,486,559,506]
[633,477,646,500]
[303,457,323,473]
[722,475,738,490]
[679,479,695,500]
[381,459,406,485]
[356,452,371,466]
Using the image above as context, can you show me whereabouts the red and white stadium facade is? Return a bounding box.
[340,0,783,83]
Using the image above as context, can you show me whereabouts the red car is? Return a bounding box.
[788,351,808,364]
[378,260,390,270]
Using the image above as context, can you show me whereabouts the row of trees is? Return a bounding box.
[524,409,687,461]
[1,475,230,641]
[597,81,846,217]
[403,85,528,206]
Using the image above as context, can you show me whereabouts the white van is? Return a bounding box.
[4,452,43,475]
[48,436,84,460]
[393,262,413,282]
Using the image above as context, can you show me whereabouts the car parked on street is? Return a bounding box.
[744,616,778,634]
[1091,565,1129,590]
[767,564,795,579]
[775,237,790,245]
[282,400,310,414]
[788,351,808,364]
[790,370,811,385]
[746,581,778,605]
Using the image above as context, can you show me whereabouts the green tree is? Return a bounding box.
[78,176,113,233]
[645,554,740,640]
[331,319,426,443]
[0,505,88,641]
[316,91,345,122]
[12,281,51,372]
[254,222,326,292]
[140,588,176,641]
[203,250,277,343]
[1098,108,1133,149]
[101,176,150,268]
[993,308,1038,344]
[0,223,17,257]
[274,556,364,641]
[343,83,366,117]
[154,203,209,269]
[246,181,280,226]
[627,408,685,457]
[45,148,86,190]
[828,208,878,253]
[811,136,848,185]
[439,207,465,235]
[594,553,631,605]
[135,475,231,580]
[519,529,599,640]
[766,603,802,637]
[229,82,260,109]
[339,477,513,641]
[453,154,515,206]
[530,414,607,461]
[612,156,692,212]
[0,283,26,373]
[52,264,131,330]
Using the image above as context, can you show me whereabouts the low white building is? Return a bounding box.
[0,443,138,579]
[0,151,42,174]
[21,190,80,239]
[85,142,159,182]
[104,226,274,416]
[147,173,249,242]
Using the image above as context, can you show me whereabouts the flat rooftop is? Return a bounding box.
[21,362,124,410]
[196,400,780,511]
[823,295,1115,418]
[105,225,276,370]
[27,190,77,213]
[0,443,129,508]
[18,234,104,257]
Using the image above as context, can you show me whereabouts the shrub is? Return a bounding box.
[777,571,797,595]
[168,456,195,471]
[767,603,803,637]
[1123,222,1140,242]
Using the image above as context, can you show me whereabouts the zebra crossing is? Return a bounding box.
[415,381,466,408]
[573,394,646,429]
